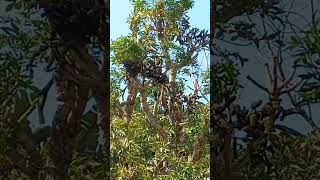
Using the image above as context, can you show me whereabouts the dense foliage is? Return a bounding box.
[212,0,320,179]
[0,0,109,179]
[111,0,210,179]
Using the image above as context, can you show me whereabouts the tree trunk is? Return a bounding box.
[48,60,89,180]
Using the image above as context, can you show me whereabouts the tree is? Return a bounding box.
[0,0,110,179]
[211,0,320,179]
[110,0,210,179]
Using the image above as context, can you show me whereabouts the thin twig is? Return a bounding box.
[246,75,270,93]
[279,61,298,90]
[280,79,303,94]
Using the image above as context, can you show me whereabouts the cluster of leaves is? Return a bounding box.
[290,26,320,101]
[211,58,240,104]
[0,13,41,165]
[0,1,109,178]
[111,111,209,179]
[126,0,208,69]
[111,1,210,178]
[111,36,146,64]
[69,153,109,180]
[212,0,320,179]
[246,132,320,179]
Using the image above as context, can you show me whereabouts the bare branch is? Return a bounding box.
[280,79,303,94]
[124,76,138,121]
[132,78,169,141]
[276,57,286,81]
[279,61,298,90]
[190,133,206,162]
[246,75,270,93]
[274,124,303,136]
[265,63,273,82]
[280,107,305,121]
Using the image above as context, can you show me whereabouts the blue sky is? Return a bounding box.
[110,0,210,40]
[110,0,210,71]
[110,0,210,101]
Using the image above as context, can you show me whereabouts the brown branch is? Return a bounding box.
[190,133,206,162]
[276,57,286,81]
[246,76,270,93]
[140,90,169,140]
[280,79,303,95]
[153,98,159,115]
[286,91,297,106]
[280,107,305,121]
[167,63,185,145]
[99,0,110,168]
[189,76,207,162]
[50,63,89,179]
[271,57,278,93]
[311,0,316,26]
[300,112,318,129]
[279,61,298,90]
[70,46,103,84]
[154,158,166,175]
[223,130,233,175]
[134,79,169,141]
[27,45,49,72]
[265,63,273,82]
[124,77,138,121]
[159,86,169,114]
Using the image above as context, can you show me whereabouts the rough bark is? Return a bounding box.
[130,78,169,141]
[49,61,89,179]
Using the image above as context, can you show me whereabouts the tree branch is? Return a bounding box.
[246,75,270,93]
[133,78,169,141]
[279,61,298,90]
